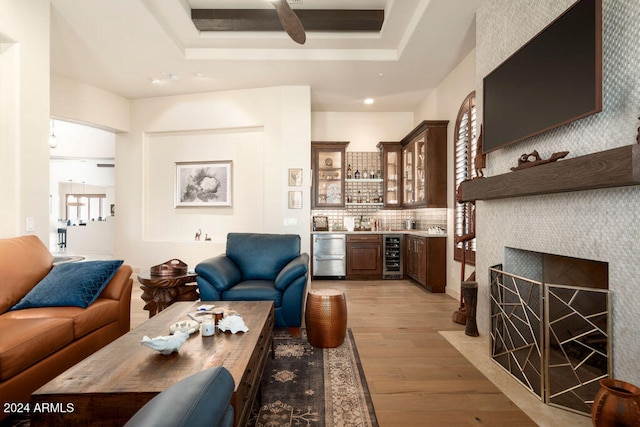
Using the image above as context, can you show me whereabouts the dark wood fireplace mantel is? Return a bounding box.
[460,144,640,201]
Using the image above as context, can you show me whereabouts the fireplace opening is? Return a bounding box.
[504,248,608,290]
[490,248,610,416]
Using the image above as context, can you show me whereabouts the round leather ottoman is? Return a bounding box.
[305,289,347,348]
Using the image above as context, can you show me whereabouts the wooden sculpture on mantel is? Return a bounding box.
[510,149,569,171]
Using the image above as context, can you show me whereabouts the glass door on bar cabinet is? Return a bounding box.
[402,131,426,207]
[312,142,348,208]
[415,137,426,204]
[403,143,414,205]
[377,141,402,208]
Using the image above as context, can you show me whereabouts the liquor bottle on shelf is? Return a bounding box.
[355,169,361,179]
[347,164,353,179]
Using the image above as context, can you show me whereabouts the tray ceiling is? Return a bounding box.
[50,0,483,111]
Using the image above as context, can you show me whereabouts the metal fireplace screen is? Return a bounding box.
[490,265,610,415]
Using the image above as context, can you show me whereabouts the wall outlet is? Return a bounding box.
[26,217,35,232]
[283,218,298,226]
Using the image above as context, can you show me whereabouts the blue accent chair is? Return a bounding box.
[124,366,235,427]
[195,233,309,327]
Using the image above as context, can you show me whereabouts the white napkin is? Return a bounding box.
[140,330,189,355]
[217,315,249,334]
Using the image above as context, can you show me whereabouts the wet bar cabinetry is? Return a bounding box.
[401,120,448,208]
[405,234,426,285]
[405,234,446,293]
[346,234,383,280]
[312,141,348,208]
[312,232,446,292]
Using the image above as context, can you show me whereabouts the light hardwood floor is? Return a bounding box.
[311,280,537,427]
[130,278,591,427]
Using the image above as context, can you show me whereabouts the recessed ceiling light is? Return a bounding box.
[149,73,181,85]
[364,98,375,105]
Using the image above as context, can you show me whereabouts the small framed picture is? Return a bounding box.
[288,191,303,209]
[288,168,303,186]
[175,161,232,207]
[313,216,328,231]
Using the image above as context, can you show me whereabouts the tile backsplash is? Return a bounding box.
[311,207,447,232]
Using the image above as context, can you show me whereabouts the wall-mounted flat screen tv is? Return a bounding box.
[482,0,602,154]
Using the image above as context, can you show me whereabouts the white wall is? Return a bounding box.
[51,75,130,133]
[414,49,477,302]
[116,86,311,270]
[0,1,50,240]
[476,0,640,385]
[311,112,414,150]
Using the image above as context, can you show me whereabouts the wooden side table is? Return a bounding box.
[137,271,199,318]
[305,289,347,348]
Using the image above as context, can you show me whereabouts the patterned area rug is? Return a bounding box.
[248,328,378,427]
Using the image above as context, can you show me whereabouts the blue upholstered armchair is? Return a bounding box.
[124,366,234,427]
[195,233,309,327]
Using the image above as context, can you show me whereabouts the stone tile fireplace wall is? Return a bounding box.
[476,0,640,386]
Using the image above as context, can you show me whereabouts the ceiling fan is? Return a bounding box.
[190,5,383,42]
[270,0,306,44]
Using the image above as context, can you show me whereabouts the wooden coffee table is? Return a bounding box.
[31,301,274,427]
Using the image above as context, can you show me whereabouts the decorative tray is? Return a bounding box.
[150,259,188,276]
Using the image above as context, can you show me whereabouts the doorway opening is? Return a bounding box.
[49,119,116,256]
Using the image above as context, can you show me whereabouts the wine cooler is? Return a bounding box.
[383,234,403,279]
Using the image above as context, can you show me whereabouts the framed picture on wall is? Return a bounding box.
[288,168,303,186]
[288,191,302,209]
[175,161,232,207]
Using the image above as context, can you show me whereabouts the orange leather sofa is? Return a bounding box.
[0,235,132,418]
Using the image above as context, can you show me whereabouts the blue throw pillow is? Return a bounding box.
[11,260,123,310]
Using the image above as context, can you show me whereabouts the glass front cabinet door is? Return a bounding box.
[401,120,448,208]
[403,137,426,205]
[312,141,348,208]
[402,142,416,205]
[377,141,402,209]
